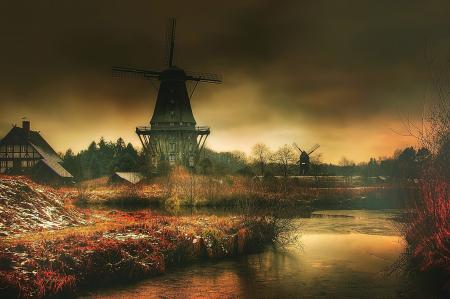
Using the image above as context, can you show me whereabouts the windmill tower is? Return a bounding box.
[113,19,222,172]
[293,143,320,175]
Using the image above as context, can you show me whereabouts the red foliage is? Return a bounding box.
[404,180,450,290]
[35,270,76,298]
[0,214,274,298]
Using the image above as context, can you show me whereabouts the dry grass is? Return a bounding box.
[75,167,395,209]
[0,211,275,299]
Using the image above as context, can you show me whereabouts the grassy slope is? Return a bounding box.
[0,176,276,299]
[0,176,86,236]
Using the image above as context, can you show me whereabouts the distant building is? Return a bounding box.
[0,120,73,185]
[108,172,145,185]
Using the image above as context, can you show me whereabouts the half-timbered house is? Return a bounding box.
[0,120,73,185]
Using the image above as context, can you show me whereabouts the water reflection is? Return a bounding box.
[82,210,432,299]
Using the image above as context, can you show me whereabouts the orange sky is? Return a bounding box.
[0,77,418,164]
[0,1,446,164]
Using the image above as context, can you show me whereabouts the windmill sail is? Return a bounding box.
[112,67,161,80]
[165,18,176,67]
[308,144,320,155]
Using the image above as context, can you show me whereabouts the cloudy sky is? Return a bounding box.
[0,1,449,163]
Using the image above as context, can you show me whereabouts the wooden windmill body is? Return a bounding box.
[113,19,221,171]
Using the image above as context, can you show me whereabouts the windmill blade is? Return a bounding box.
[292,142,303,152]
[186,71,223,84]
[165,18,176,67]
[112,67,161,80]
[307,144,320,155]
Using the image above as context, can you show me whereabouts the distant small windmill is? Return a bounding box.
[293,143,320,175]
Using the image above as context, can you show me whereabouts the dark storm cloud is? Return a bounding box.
[0,0,449,160]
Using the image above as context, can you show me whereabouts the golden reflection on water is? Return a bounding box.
[301,233,405,270]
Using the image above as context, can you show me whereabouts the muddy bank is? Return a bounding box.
[0,214,275,299]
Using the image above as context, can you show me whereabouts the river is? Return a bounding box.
[81,209,433,299]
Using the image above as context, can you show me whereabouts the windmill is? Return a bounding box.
[113,18,222,171]
[293,143,320,175]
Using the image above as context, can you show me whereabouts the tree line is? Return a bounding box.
[61,138,142,180]
[61,137,440,182]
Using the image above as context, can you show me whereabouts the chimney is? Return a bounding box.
[22,120,30,133]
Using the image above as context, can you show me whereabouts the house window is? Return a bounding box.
[21,145,27,152]
[7,145,13,152]
[21,160,28,168]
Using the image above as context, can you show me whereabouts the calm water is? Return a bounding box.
[82,210,432,299]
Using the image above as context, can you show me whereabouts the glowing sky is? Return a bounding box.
[1,1,449,163]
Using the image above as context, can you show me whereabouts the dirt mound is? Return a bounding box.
[0,176,85,236]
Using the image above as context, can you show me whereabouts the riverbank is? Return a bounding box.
[0,212,275,299]
[80,210,422,299]
[68,172,411,210]
[0,176,276,298]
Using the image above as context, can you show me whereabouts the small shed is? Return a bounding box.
[108,172,145,185]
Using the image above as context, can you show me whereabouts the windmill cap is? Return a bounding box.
[160,66,186,81]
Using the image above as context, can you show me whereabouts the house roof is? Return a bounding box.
[1,124,72,178]
[38,159,73,178]
[30,142,62,163]
[111,172,144,184]
[0,126,61,162]
[28,131,62,162]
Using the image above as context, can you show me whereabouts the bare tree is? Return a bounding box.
[251,143,271,177]
[231,150,248,163]
[271,145,297,194]
[398,54,449,179]
[339,156,355,184]
[310,153,323,185]
[272,144,297,179]
[394,53,449,280]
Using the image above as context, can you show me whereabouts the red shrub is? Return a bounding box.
[404,180,450,290]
